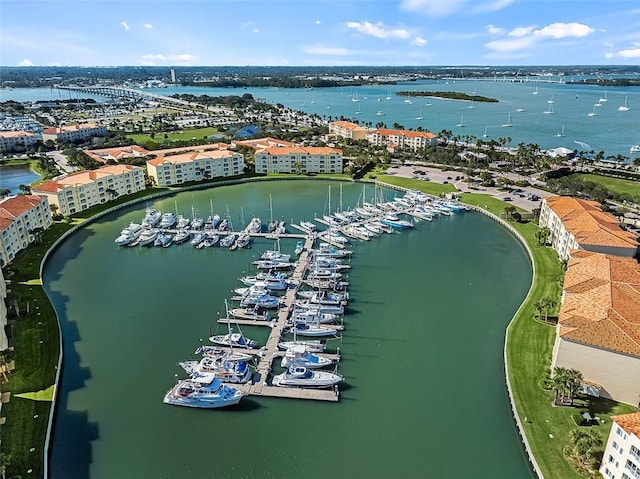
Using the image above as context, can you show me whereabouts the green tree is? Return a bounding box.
[503,205,516,220]
[18,184,31,195]
[0,188,10,198]
[535,227,550,246]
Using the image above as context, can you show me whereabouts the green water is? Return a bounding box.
[45,180,534,478]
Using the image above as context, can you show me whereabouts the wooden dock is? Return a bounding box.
[229,235,341,402]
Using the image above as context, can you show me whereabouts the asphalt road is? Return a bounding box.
[386,164,548,212]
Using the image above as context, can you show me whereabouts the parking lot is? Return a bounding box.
[386,164,547,212]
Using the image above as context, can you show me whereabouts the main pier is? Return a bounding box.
[231,235,342,402]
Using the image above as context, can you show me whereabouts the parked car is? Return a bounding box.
[502,196,512,201]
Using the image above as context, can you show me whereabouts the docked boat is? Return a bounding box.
[176,214,191,229]
[159,212,177,229]
[141,208,162,228]
[239,271,288,290]
[245,216,262,233]
[252,259,295,270]
[230,305,272,321]
[306,268,342,281]
[235,233,251,249]
[190,232,206,247]
[272,366,342,388]
[289,321,338,338]
[278,340,325,353]
[295,240,304,255]
[172,229,191,244]
[179,357,252,384]
[307,290,349,306]
[299,221,317,233]
[380,218,414,229]
[314,242,352,258]
[114,222,143,246]
[217,218,229,231]
[137,229,158,246]
[163,373,244,408]
[154,232,173,248]
[280,345,334,369]
[312,257,349,270]
[203,233,220,247]
[325,231,350,246]
[290,308,338,325]
[240,292,281,309]
[294,300,344,316]
[219,233,236,248]
[205,214,221,230]
[302,278,348,291]
[210,331,259,349]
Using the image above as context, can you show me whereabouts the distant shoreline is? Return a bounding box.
[396,91,499,103]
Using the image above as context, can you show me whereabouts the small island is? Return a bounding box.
[396,91,499,102]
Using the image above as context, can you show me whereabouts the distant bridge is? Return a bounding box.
[445,76,566,84]
[56,85,199,109]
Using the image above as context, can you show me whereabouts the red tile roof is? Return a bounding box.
[0,195,45,219]
[612,412,640,437]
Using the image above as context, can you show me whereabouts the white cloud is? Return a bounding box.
[120,21,130,31]
[252,28,260,33]
[618,48,640,58]
[17,58,34,66]
[508,26,535,37]
[485,36,536,52]
[473,0,514,13]
[533,22,594,39]
[411,36,428,46]
[604,52,614,59]
[400,0,466,16]
[144,23,153,29]
[486,24,505,35]
[346,21,410,40]
[315,20,321,25]
[139,53,196,65]
[302,45,351,56]
[141,54,165,61]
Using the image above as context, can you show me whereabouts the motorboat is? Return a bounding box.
[203,233,220,247]
[218,218,229,231]
[277,340,325,353]
[313,243,352,258]
[307,290,349,306]
[239,272,288,290]
[294,300,344,316]
[141,208,161,228]
[252,259,295,270]
[280,345,334,369]
[191,215,204,230]
[210,331,259,349]
[230,305,271,321]
[114,222,143,246]
[325,231,350,246]
[371,220,394,234]
[235,233,251,249]
[176,215,191,229]
[205,214,221,230]
[290,308,338,325]
[172,229,191,244]
[295,240,304,255]
[260,245,290,262]
[307,268,342,281]
[179,357,252,384]
[137,229,158,246]
[159,212,177,228]
[298,221,317,233]
[163,373,244,408]
[380,218,414,229]
[312,257,349,270]
[219,234,236,248]
[302,278,348,291]
[190,232,206,247]
[240,293,281,309]
[245,217,262,233]
[155,232,173,248]
[272,366,342,388]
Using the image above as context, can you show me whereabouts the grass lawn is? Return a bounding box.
[574,173,640,202]
[126,127,221,145]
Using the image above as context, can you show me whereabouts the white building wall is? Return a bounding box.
[552,335,640,406]
[0,267,6,350]
[600,420,640,479]
[0,196,51,266]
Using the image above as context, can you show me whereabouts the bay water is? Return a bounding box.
[44,180,534,478]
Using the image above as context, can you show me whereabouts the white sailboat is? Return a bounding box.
[533,86,539,95]
[543,103,554,115]
[355,103,361,115]
[618,95,630,112]
[554,125,566,138]
[415,108,423,120]
[482,125,488,138]
[456,113,465,127]
[386,90,392,100]
[599,90,608,103]
[352,90,359,102]
[502,112,513,127]
[467,99,475,109]
[587,104,598,117]
[516,104,525,112]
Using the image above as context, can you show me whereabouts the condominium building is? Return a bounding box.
[328,121,368,141]
[0,266,6,351]
[233,137,294,150]
[600,412,640,479]
[551,250,640,406]
[41,123,108,143]
[254,146,343,174]
[146,148,244,186]
[0,131,39,152]
[85,145,149,164]
[31,165,145,216]
[539,196,639,260]
[0,195,52,266]
[366,129,438,151]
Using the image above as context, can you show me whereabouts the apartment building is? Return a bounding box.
[85,145,149,164]
[328,121,368,141]
[146,148,245,186]
[601,412,640,479]
[41,123,108,143]
[254,146,343,174]
[539,196,639,260]
[366,129,438,151]
[0,267,6,351]
[551,250,640,406]
[0,131,39,152]
[0,195,52,266]
[31,165,145,216]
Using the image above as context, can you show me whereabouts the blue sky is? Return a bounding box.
[2,0,640,66]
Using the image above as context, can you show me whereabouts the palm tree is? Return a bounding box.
[565,368,583,405]
[0,189,10,198]
[568,429,602,466]
[18,184,31,195]
[552,366,569,405]
[535,227,550,246]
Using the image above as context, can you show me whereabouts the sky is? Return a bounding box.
[2,0,640,67]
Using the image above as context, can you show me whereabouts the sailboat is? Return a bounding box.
[618,95,630,112]
[467,99,475,109]
[554,125,566,138]
[599,90,608,103]
[355,103,361,115]
[543,103,554,115]
[415,109,424,120]
[352,90,359,102]
[502,112,513,127]
[533,86,539,95]
[547,95,554,104]
[587,104,598,117]
[516,104,525,112]
[482,125,489,138]
[209,301,259,349]
[386,90,392,100]
[456,114,465,127]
